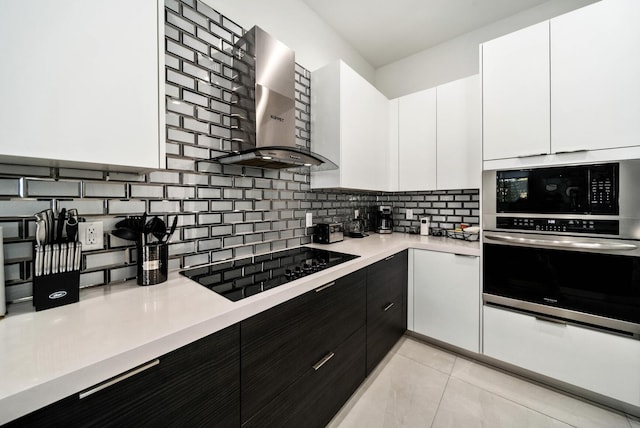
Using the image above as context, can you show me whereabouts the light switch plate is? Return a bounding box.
[406,209,413,220]
[305,212,313,227]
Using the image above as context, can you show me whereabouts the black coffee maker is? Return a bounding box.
[376,206,393,234]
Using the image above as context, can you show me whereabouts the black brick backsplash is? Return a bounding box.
[0,0,478,305]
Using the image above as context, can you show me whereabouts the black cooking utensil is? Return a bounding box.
[165,215,178,243]
[141,212,147,245]
[115,217,143,232]
[147,216,166,242]
[111,227,139,242]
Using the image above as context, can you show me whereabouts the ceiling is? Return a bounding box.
[301,0,554,68]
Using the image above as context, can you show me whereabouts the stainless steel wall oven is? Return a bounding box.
[482,161,640,338]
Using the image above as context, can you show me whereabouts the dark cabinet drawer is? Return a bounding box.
[241,269,366,424]
[243,326,366,428]
[7,324,240,428]
[366,251,408,374]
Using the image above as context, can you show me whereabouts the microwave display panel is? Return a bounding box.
[496,163,618,215]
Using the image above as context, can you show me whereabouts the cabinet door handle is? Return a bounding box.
[383,302,395,312]
[384,255,395,261]
[312,352,335,371]
[315,281,335,293]
[79,359,160,400]
[454,253,478,258]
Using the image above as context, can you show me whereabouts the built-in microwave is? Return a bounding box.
[483,160,640,239]
[496,163,618,215]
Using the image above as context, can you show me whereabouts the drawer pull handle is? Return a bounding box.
[79,359,160,399]
[315,281,335,293]
[383,302,395,312]
[517,152,547,158]
[454,253,477,258]
[535,316,567,327]
[312,352,335,371]
[384,255,395,261]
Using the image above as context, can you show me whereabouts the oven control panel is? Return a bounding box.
[496,217,619,235]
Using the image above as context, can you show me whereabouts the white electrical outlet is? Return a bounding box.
[305,212,313,227]
[406,209,413,220]
[354,209,359,218]
[78,221,104,251]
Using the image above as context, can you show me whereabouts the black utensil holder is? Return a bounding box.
[137,242,168,286]
[33,270,80,311]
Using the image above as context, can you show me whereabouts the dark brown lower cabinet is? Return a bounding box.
[241,269,367,427]
[366,251,408,374]
[243,327,366,428]
[6,324,240,428]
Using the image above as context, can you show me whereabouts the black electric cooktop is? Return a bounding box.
[180,247,359,302]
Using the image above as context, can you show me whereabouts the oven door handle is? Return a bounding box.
[484,233,638,251]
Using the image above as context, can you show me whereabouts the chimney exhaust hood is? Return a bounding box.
[216,26,335,170]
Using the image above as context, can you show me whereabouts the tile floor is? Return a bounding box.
[328,336,639,428]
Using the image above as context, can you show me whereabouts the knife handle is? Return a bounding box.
[43,245,51,275]
[75,242,82,271]
[56,208,66,243]
[52,244,59,274]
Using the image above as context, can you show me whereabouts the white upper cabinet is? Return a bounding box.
[551,0,640,153]
[436,75,481,190]
[0,0,164,171]
[482,21,551,161]
[395,75,481,191]
[483,0,640,169]
[311,60,391,191]
[398,88,437,191]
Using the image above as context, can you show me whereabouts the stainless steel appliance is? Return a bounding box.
[313,223,344,244]
[376,206,394,234]
[482,161,640,338]
[180,247,358,301]
[215,26,335,170]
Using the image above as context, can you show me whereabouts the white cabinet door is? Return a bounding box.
[398,88,437,191]
[412,250,480,353]
[388,99,399,191]
[340,63,390,191]
[436,75,481,190]
[482,21,550,161]
[483,305,640,407]
[551,0,640,153]
[311,60,390,191]
[0,0,163,171]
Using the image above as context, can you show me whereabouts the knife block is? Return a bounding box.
[32,244,81,311]
[33,271,80,311]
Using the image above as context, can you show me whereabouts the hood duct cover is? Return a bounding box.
[216,26,335,170]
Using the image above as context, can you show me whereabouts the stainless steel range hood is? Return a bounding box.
[216,26,335,170]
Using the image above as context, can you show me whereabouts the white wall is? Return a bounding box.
[375,0,599,99]
[202,0,375,82]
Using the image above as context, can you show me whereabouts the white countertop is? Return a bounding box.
[0,233,479,424]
